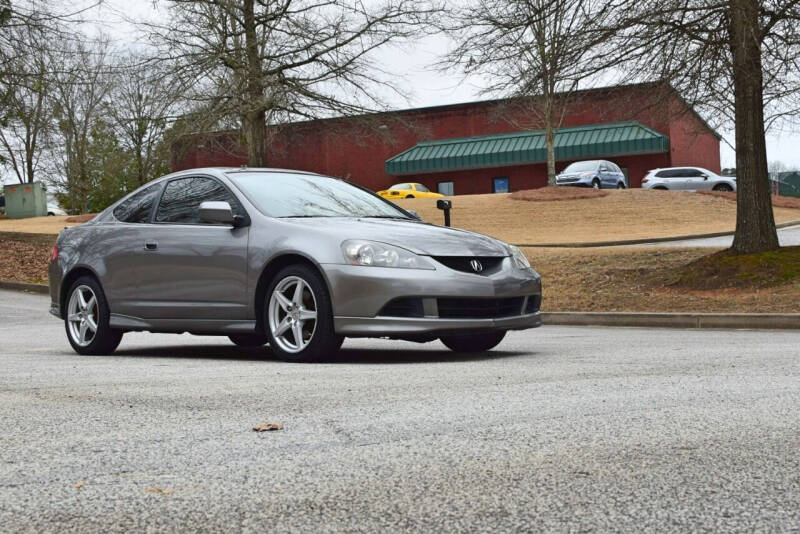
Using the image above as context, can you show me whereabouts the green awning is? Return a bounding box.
[385,121,669,175]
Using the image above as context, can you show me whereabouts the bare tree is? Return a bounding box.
[51,36,114,213]
[0,21,55,183]
[608,0,800,254]
[148,0,441,167]
[108,57,181,187]
[441,0,618,186]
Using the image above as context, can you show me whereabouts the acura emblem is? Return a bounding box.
[469,259,483,272]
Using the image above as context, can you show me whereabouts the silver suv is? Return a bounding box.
[641,167,736,191]
[555,160,628,189]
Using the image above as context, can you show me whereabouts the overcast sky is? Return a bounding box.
[76,0,800,170]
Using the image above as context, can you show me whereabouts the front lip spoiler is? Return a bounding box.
[334,312,541,336]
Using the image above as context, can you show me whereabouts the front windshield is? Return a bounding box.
[228,171,411,218]
[563,161,598,173]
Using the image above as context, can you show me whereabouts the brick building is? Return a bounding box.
[172,82,721,194]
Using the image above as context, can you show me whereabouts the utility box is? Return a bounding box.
[3,182,48,219]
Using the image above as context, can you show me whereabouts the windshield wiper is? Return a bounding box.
[360,215,412,220]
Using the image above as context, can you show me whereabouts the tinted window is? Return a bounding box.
[415,184,430,192]
[113,182,162,223]
[229,172,411,218]
[685,169,705,177]
[155,177,245,224]
[655,169,682,178]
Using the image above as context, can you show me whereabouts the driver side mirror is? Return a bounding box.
[199,201,241,226]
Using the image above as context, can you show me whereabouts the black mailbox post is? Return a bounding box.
[436,199,452,227]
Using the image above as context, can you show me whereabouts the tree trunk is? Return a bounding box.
[242,0,268,167]
[544,97,556,187]
[728,0,779,254]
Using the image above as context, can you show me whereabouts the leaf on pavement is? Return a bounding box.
[73,481,84,489]
[252,421,284,432]
[146,486,173,495]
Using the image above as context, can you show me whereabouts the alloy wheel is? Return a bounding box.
[268,276,318,354]
[67,285,98,347]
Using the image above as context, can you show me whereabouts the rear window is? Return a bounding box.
[391,183,412,190]
[113,182,162,223]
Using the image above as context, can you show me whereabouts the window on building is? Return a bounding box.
[492,177,510,193]
[437,182,454,196]
[155,177,245,224]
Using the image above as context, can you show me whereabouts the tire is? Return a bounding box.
[64,276,123,355]
[264,264,343,362]
[405,195,414,199]
[440,331,507,353]
[653,186,668,190]
[592,179,601,190]
[713,183,733,192]
[617,182,626,189]
[47,212,55,216]
[229,334,268,347]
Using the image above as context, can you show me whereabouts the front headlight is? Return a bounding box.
[341,240,435,270]
[508,244,531,270]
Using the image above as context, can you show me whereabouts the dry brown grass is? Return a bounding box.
[2,230,797,312]
[527,246,800,313]
[65,213,96,223]
[698,190,800,209]
[509,186,607,201]
[396,189,800,244]
[0,215,81,234]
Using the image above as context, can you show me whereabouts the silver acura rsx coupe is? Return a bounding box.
[49,168,542,362]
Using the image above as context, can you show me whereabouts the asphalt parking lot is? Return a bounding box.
[1,289,799,532]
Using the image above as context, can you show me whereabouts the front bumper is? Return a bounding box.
[335,311,541,336]
[322,260,542,337]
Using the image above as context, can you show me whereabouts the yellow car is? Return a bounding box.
[376,183,444,199]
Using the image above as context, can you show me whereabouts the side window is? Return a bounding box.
[656,169,679,178]
[113,182,162,223]
[415,184,430,193]
[392,183,412,190]
[686,169,705,177]
[155,177,245,224]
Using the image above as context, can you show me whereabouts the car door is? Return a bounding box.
[134,175,250,321]
[686,168,711,190]
[598,163,614,187]
[103,181,165,316]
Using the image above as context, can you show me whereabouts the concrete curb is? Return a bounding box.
[0,280,49,294]
[513,219,800,248]
[542,312,800,330]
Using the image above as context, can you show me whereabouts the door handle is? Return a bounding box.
[144,241,158,251]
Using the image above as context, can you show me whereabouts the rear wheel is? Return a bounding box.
[405,194,414,198]
[592,179,601,190]
[440,331,507,353]
[713,183,733,192]
[229,334,268,347]
[264,264,343,362]
[64,276,123,355]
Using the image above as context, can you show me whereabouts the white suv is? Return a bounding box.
[641,167,736,191]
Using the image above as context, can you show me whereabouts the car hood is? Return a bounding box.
[282,217,510,256]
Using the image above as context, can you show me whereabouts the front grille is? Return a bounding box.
[378,297,424,318]
[432,256,504,275]
[437,297,524,319]
[525,295,541,314]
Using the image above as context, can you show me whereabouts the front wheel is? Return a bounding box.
[617,182,626,189]
[264,264,343,362]
[405,194,415,199]
[64,276,123,355]
[592,179,601,190]
[440,331,507,353]
[713,183,733,192]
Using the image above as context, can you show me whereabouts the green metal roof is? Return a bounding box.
[385,121,669,175]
